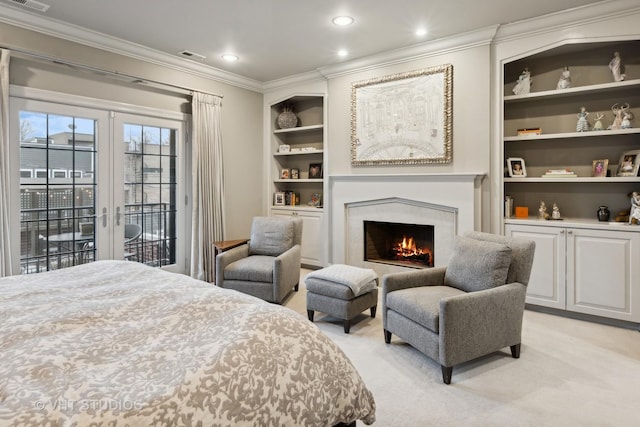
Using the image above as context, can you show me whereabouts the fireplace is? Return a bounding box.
[364,220,434,268]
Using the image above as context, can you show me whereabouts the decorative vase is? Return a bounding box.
[277,107,298,129]
[597,206,610,222]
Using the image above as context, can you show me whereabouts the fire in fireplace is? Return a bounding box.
[363,220,434,268]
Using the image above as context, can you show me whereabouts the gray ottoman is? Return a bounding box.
[305,266,378,334]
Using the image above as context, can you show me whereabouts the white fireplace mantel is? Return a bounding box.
[328,173,485,269]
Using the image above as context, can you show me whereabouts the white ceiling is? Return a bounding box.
[0,0,607,84]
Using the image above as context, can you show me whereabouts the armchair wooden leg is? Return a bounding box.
[294,283,299,292]
[384,329,391,343]
[510,343,521,358]
[307,310,314,322]
[370,305,377,318]
[343,320,351,334]
[441,365,453,385]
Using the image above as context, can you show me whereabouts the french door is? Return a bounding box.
[9,95,186,274]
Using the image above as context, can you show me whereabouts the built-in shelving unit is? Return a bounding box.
[503,40,640,223]
[501,39,640,326]
[268,94,326,267]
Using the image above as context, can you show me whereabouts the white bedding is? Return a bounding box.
[0,261,375,426]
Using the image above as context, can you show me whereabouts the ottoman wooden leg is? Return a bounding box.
[307,310,315,322]
[343,320,351,334]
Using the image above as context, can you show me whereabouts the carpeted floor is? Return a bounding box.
[282,269,640,426]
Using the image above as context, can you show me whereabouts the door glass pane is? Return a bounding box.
[123,123,177,267]
[19,111,97,274]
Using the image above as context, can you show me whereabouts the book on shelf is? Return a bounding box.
[517,127,542,136]
[541,168,577,178]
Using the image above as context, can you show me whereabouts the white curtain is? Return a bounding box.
[0,49,12,277]
[190,92,225,281]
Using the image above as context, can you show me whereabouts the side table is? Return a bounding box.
[210,239,249,283]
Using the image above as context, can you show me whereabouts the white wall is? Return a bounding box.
[325,36,492,233]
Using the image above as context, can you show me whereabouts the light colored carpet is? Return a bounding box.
[282,269,640,426]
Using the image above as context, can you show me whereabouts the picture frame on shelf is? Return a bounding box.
[278,144,290,153]
[616,150,640,177]
[592,159,609,177]
[308,193,322,207]
[280,168,290,179]
[274,192,285,206]
[291,168,299,179]
[309,163,322,179]
[507,157,527,177]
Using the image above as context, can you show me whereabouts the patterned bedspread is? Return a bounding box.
[0,261,375,426]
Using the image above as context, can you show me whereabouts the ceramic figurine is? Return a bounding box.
[609,103,629,130]
[621,110,633,129]
[538,201,548,220]
[551,203,561,220]
[512,68,532,95]
[592,112,605,130]
[576,107,590,132]
[556,67,571,90]
[609,51,626,82]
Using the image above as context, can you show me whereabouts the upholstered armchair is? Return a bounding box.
[382,231,535,384]
[216,216,303,304]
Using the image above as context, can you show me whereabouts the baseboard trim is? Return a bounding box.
[525,304,639,331]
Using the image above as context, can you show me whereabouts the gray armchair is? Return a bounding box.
[215,216,303,304]
[382,231,535,384]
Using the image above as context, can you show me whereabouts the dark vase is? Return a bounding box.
[597,206,610,222]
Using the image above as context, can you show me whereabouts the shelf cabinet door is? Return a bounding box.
[566,228,640,322]
[271,208,324,267]
[505,224,566,309]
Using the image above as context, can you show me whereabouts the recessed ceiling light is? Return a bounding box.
[221,54,239,62]
[337,49,348,58]
[332,16,354,26]
[415,28,427,37]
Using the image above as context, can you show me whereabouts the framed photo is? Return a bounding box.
[274,192,285,206]
[291,168,299,179]
[309,163,322,179]
[278,144,290,153]
[617,150,640,177]
[507,157,527,177]
[351,64,453,165]
[280,168,290,179]
[592,159,609,177]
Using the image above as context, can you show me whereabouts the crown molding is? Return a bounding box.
[0,5,264,93]
[262,70,328,93]
[317,25,499,79]
[494,0,640,43]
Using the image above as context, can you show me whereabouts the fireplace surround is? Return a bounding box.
[329,173,485,277]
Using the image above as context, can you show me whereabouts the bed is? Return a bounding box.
[0,261,376,426]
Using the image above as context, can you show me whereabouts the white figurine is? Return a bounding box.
[513,68,532,95]
[556,67,571,90]
[621,110,633,129]
[576,107,590,132]
[609,51,626,82]
[552,203,561,220]
[592,112,605,131]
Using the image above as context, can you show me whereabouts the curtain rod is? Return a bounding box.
[3,46,223,99]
